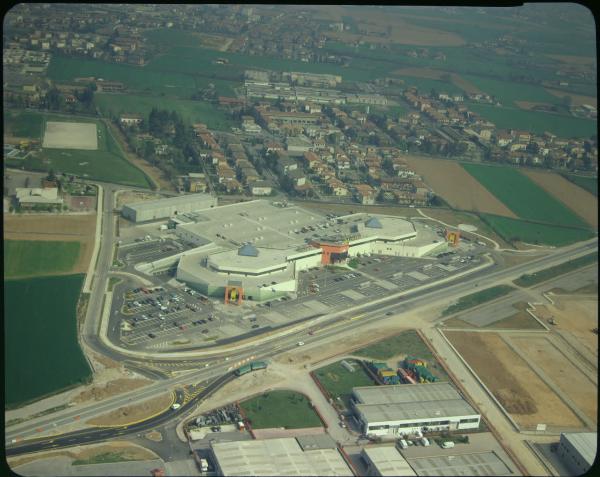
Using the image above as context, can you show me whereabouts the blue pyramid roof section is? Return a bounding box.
[365,217,383,229]
[238,243,259,257]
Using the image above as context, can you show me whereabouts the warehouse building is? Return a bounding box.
[210,437,353,476]
[361,446,416,476]
[351,382,480,437]
[170,199,445,303]
[557,432,597,475]
[121,193,216,222]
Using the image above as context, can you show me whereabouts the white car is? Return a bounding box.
[297,341,305,346]
[171,403,181,410]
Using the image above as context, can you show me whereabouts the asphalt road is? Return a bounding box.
[6,374,234,457]
[6,237,596,447]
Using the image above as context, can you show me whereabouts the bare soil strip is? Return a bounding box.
[8,441,158,469]
[86,393,173,426]
[392,67,482,95]
[4,215,96,274]
[521,169,597,229]
[405,157,517,218]
[544,88,597,108]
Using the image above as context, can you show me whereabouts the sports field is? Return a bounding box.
[5,274,92,407]
[480,214,595,247]
[462,163,589,228]
[4,240,80,279]
[12,113,151,188]
[42,121,98,150]
[239,390,322,429]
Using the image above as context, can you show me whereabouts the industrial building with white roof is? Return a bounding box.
[209,437,353,476]
[175,199,445,302]
[124,196,447,303]
[352,382,481,437]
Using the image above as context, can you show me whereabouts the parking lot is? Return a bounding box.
[119,237,192,265]
[111,236,487,351]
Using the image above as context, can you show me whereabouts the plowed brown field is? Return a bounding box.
[521,169,597,228]
[405,157,517,217]
[446,330,584,429]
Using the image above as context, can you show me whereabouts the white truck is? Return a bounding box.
[199,458,208,472]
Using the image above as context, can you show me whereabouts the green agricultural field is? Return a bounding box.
[95,93,234,131]
[4,240,80,279]
[462,75,562,107]
[240,390,322,429]
[47,55,201,98]
[463,164,589,228]
[313,359,376,410]
[5,274,92,407]
[480,213,596,246]
[561,174,598,197]
[4,110,45,138]
[467,103,597,138]
[442,285,515,316]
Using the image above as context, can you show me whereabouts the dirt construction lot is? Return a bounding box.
[549,296,598,358]
[521,169,598,229]
[405,157,517,217]
[445,330,584,429]
[42,121,98,150]
[511,335,597,424]
[3,214,96,274]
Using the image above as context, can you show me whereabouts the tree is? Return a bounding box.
[47,168,56,181]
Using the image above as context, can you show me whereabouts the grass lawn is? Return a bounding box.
[4,240,80,279]
[561,174,598,197]
[514,252,598,287]
[5,274,92,407]
[442,285,515,316]
[240,390,322,429]
[4,110,45,138]
[95,93,234,131]
[48,55,201,98]
[313,359,376,410]
[467,103,597,138]
[479,214,596,246]
[11,113,151,188]
[463,164,589,228]
[353,330,449,381]
[73,452,138,466]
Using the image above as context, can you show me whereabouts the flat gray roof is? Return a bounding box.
[211,438,353,476]
[123,193,214,211]
[407,452,512,476]
[353,382,463,405]
[356,400,479,424]
[562,432,597,467]
[354,382,479,424]
[362,446,416,476]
